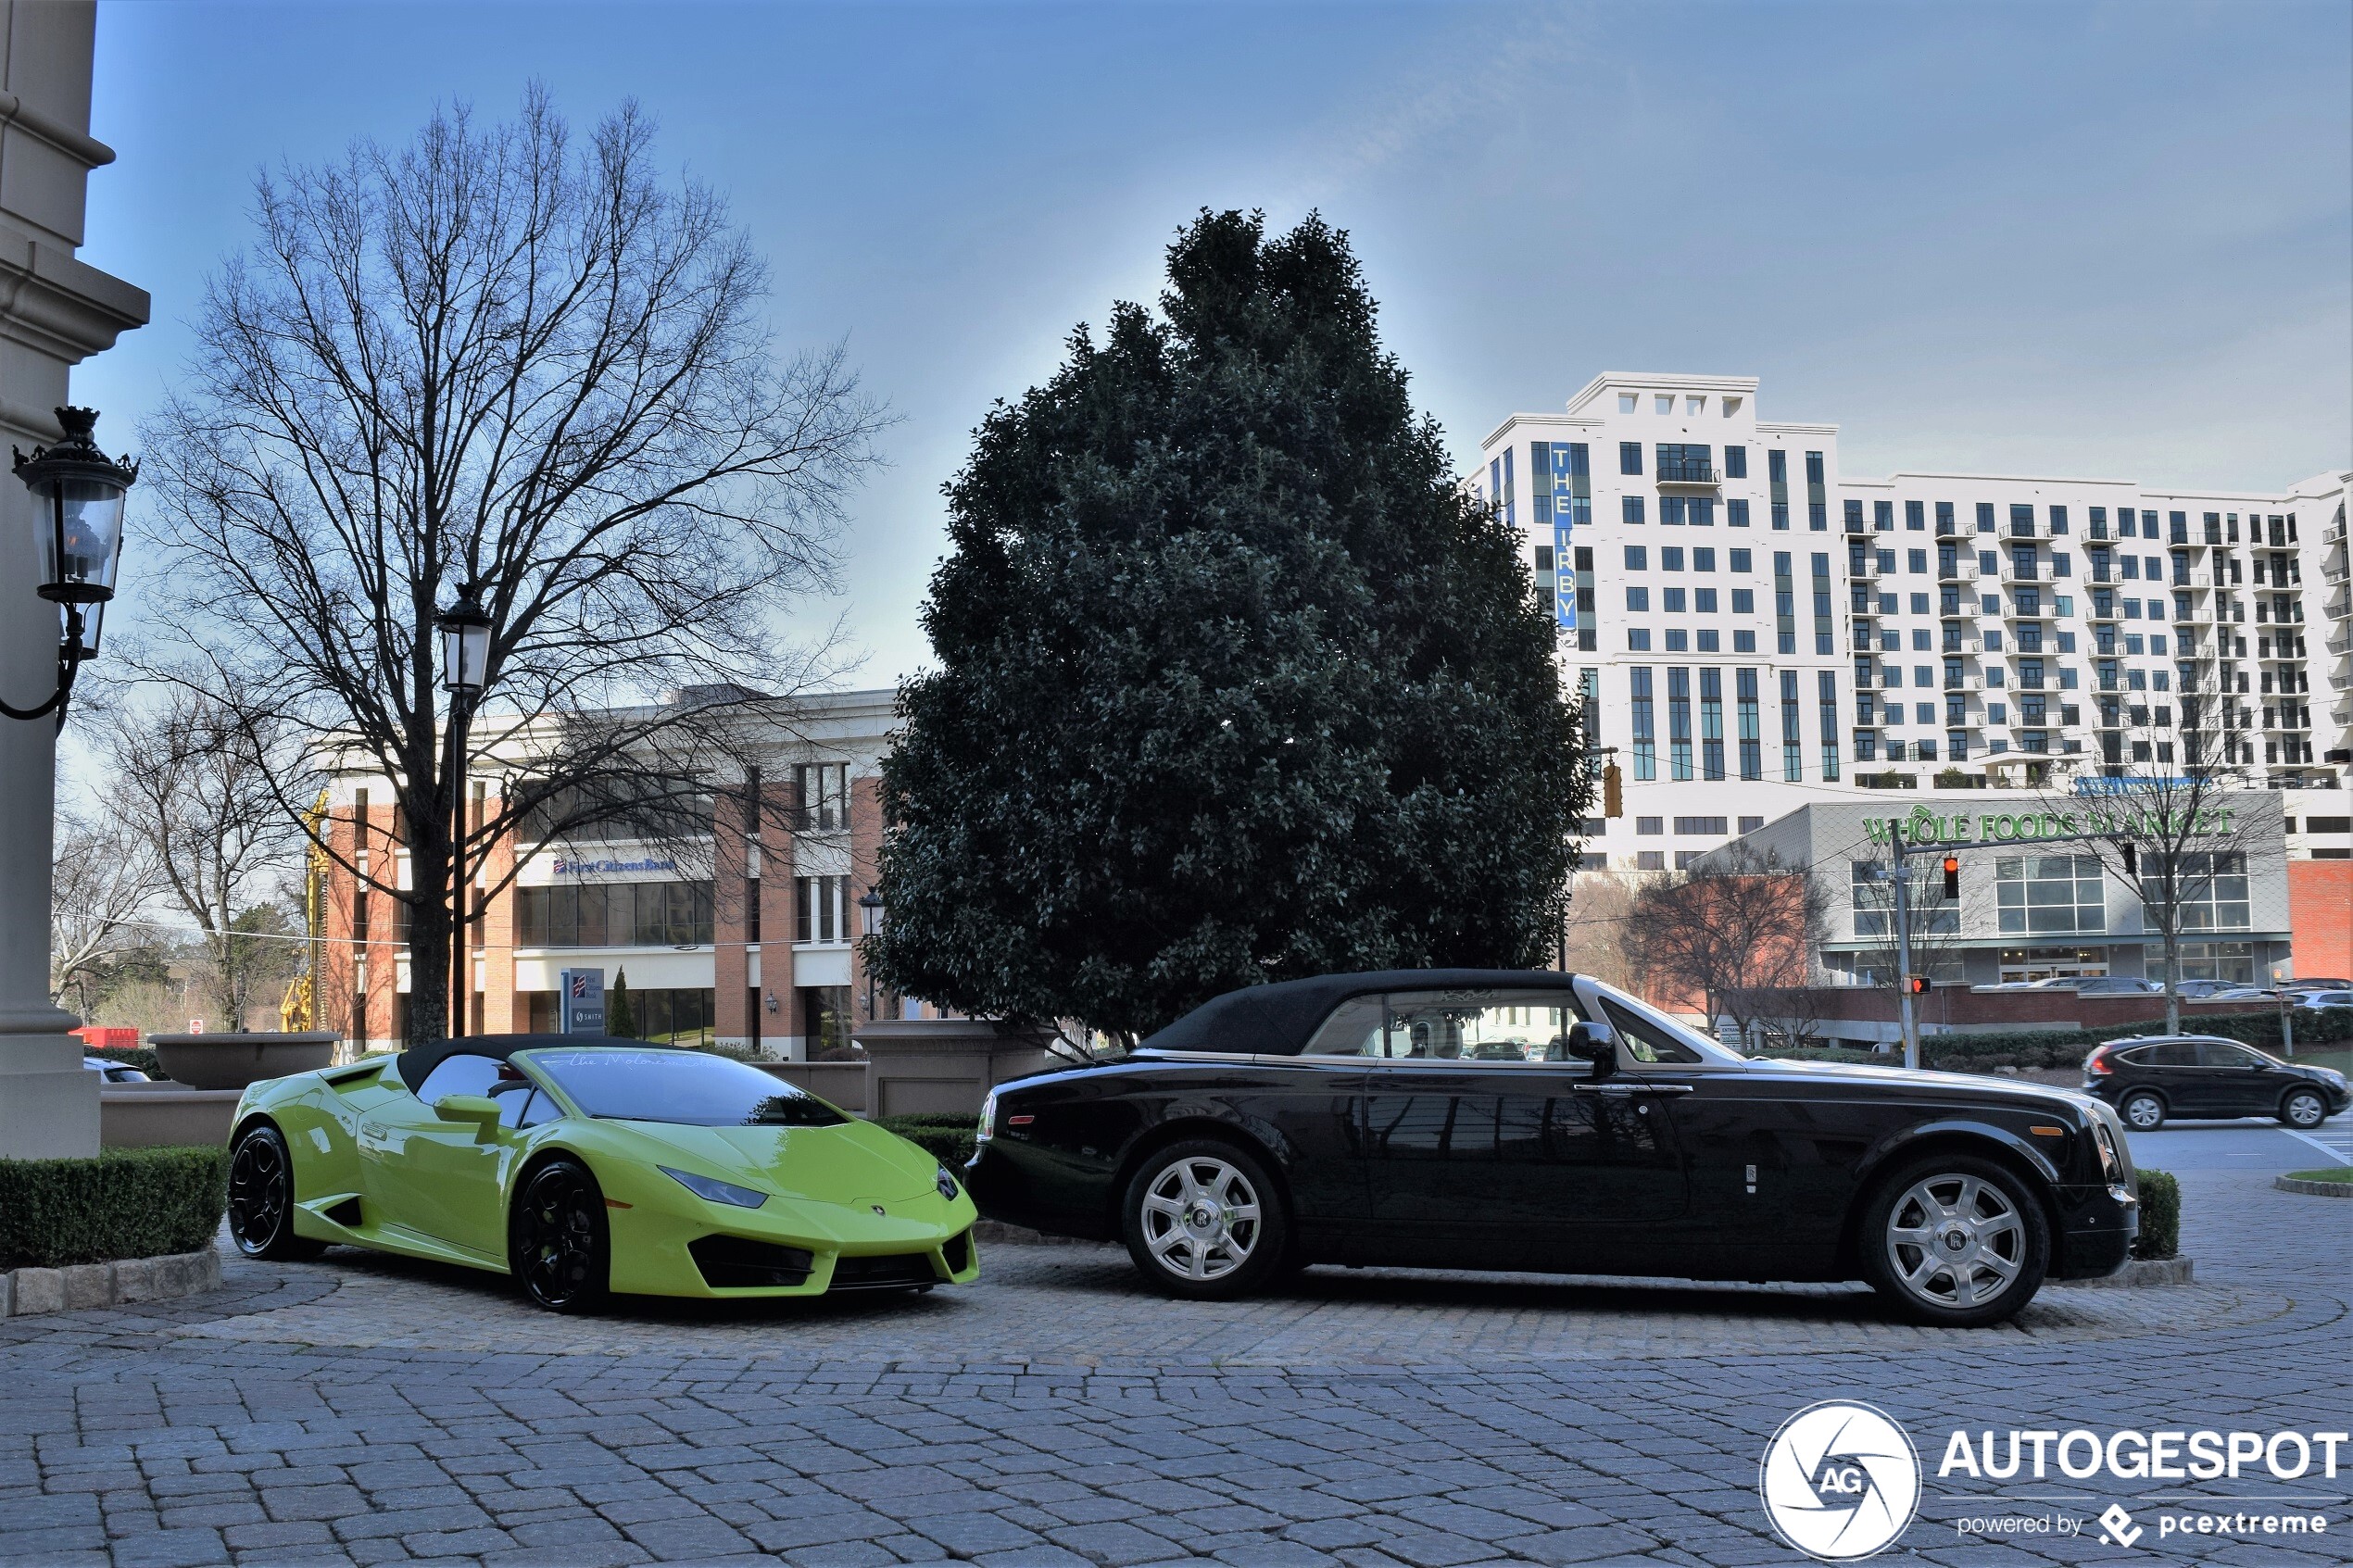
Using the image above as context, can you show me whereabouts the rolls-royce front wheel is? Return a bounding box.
[1861,1155,2048,1327]
[1120,1139,1290,1300]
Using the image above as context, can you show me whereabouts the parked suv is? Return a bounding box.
[2082,1035,2350,1131]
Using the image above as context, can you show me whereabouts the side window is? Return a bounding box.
[1379,992,1584,1062]
[1596,997,1707,1064]
[2139,1041,2199,1067]
[2197,1043,2261,1069]
[500,1088,559,1129]
[414,1053,502,1105]
[1302,997,1385,1057]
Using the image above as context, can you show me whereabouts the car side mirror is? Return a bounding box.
[1566,1021,1617,1077]
[434,1094,503,1138]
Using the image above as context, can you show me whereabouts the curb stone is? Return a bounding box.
[2273,1174,2353,1198]
[2052,1256,2194,1288]
[0,1248,220,1317]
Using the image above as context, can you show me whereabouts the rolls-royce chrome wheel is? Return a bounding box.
[1864,1157,2047,1326]
[1121,1140,1289,1300]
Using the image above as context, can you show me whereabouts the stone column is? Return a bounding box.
[0,1,148,1159]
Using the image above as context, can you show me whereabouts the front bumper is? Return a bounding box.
[2052,1182,2140,1281]
[597,1169,982,1298]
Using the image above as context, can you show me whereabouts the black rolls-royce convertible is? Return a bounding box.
[964,971,2141,1326]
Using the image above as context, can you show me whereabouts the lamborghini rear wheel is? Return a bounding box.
[227,1123,326,1261]
[510,1158,610,1312]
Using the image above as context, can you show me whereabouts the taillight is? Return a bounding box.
[2087,1050,2113,1076]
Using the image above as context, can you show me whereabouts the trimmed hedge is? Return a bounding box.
[2132,1168,2180,1261]
[0,1146,229,1270]
[875,1113,977,1169]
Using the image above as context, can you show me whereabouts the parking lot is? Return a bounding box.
[3,1145,2347,1567]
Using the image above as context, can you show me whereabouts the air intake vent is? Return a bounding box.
[324,1197,362,1227]
[829,1253,938,1291]
[689,1235,814,1289]
[941,1230,973,1273]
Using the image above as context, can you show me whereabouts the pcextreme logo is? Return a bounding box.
[1759,1401,1922,1562]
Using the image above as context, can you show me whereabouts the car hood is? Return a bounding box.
[605,1118,942,1208]
[1740,1059,2105,1114]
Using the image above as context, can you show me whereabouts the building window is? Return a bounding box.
[1636,816,1664,834]
[1627,586,1650,612]
[795,874,849,944]
[1780,670,1803,781]
[1736,668,1762,780]
[1667,667,1694,781]
[1805,452,1826,530]
[2154,853,2251,933]
[1768,449,1790,530]
[1700,668,1725,781]
[795,763,849,830]
[1635,850,1666,872]
[1623,495,1645,524]
[1818,671,1841,780]
[1672,816,1728,835]
[1995,855,2107,935]
[1723,445,1747,479]
[1629,669,1656,781]
[518,881,716,947]
[1853,861,1958,938]
[1728,498,1750,527]
[1619,441,1643,476]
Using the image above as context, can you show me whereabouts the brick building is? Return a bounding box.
[318,688,913,1059]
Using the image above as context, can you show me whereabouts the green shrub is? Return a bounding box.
[2132,1168,2180,1261]
[875,1113,977,1169]
[0,1146,229,1270]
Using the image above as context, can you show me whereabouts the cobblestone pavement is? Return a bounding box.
[3,1170,2347,1567]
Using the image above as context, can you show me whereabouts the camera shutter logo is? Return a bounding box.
[1758,1400,1921,1561]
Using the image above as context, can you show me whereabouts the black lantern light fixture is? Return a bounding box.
[4,407,136,724]
[857,887,886,1021]
[434,587,492,694]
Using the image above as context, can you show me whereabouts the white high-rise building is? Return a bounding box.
[1473,372,2351,872]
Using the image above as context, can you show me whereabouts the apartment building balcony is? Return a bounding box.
[2327,593,2351,622]
[2001,599,2054,622]
[1655,460,1719,486]
[1997,562,2041,584]
[1935,559,1972,583]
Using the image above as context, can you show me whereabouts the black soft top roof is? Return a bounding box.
[1137,970,1579,1058]
[392,1034,684,1092]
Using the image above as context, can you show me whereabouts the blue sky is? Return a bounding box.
[74,0,2352,690]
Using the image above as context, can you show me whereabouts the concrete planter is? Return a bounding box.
[2052,1256,2195,1288]
[0,1247,220,1318]
[98,1083,243,1149]
[148,1032,339,1091]
[851,1019,1058,1119]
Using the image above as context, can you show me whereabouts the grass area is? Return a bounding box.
[2281,1046,2353,1075]
[2284,1168,2353,1185]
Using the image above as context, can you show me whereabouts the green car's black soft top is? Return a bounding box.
[1136,970,1578,1058]
[393,1033,685,1093]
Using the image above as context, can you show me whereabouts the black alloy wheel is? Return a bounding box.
[1860,1154,2050,1328]
[226,1124,325,1261]
[509,1159,610,1313]
[2119,1090,2166,1131]
[1120,1138,1290,1301]
[2281,1088,2328,1130]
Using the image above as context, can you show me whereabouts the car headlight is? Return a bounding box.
[659,1166,768,1210]
[975,1089,997,1145]
[937,1165,961,1201]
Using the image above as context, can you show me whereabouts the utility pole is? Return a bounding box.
[1889,851,1919,1071]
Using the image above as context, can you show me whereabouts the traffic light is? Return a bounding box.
[1904,975,1931,996]
[2121,842,2137,874]
[1942,856,1960,900]
[1603,762,1623,818]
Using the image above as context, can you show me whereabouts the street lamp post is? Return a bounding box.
[2,408,135,726]
[435,589,491,1041]
[857,888,885,1022]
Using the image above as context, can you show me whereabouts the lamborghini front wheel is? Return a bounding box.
[227,1123,325,1261]
[510,1158,610,1312]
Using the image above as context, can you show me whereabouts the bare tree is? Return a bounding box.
[1624,844,1831,1050]
[50,800,161,1018]
[136,88,888,1045]
[99,696,307,1028]
[2034,664,2282,1035]
[1561,868,1640,990]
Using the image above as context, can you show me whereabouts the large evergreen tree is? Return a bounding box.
[871,211,1587,1040]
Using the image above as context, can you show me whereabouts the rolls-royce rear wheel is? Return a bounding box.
[226,1123,326,1261]
[509,1158,610,1313]
[1121,1138,1290,1301]
[1861,1155,2049,1327]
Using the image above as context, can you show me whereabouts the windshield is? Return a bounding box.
[522,1049,849,1127]
[1580,978,1747,1066]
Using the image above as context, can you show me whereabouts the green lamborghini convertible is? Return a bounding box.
[225,1035,980,1311]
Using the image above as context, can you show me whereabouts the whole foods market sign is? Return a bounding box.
[1864,804,2241,847]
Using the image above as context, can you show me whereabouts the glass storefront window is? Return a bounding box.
[1994,855,2107,935]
